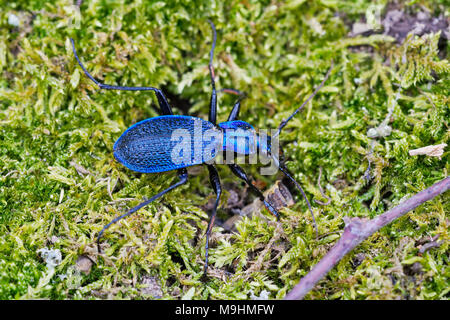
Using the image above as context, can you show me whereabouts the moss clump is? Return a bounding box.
[0,1,448,299]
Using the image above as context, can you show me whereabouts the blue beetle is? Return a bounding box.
[71,21,332,275]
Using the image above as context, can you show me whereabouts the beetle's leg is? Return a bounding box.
[228,164,280,219]
[203,164,222,276]
[218,88,246,121]
[70,38,173,116]
[207,20,218,124]
[97,168,188,252]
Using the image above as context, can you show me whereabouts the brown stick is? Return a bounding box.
[284,176,450,300]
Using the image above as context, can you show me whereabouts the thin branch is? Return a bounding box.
[285,176,450,300]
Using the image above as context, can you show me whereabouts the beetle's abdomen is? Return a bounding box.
[218,120,257,155]
[114,115,222,173]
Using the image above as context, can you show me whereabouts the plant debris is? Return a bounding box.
[409,143,447,159]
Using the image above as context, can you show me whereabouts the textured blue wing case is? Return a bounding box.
[114,115,222,173]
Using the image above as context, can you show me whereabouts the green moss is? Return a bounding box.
[0,0,448,299]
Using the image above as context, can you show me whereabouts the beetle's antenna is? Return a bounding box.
[207,20,218,124]
[208,20,217,90]
[276,62,333,137]
[279,164,319,238]
[272,63,333,238]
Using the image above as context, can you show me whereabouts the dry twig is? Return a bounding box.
[285,176,450,300]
